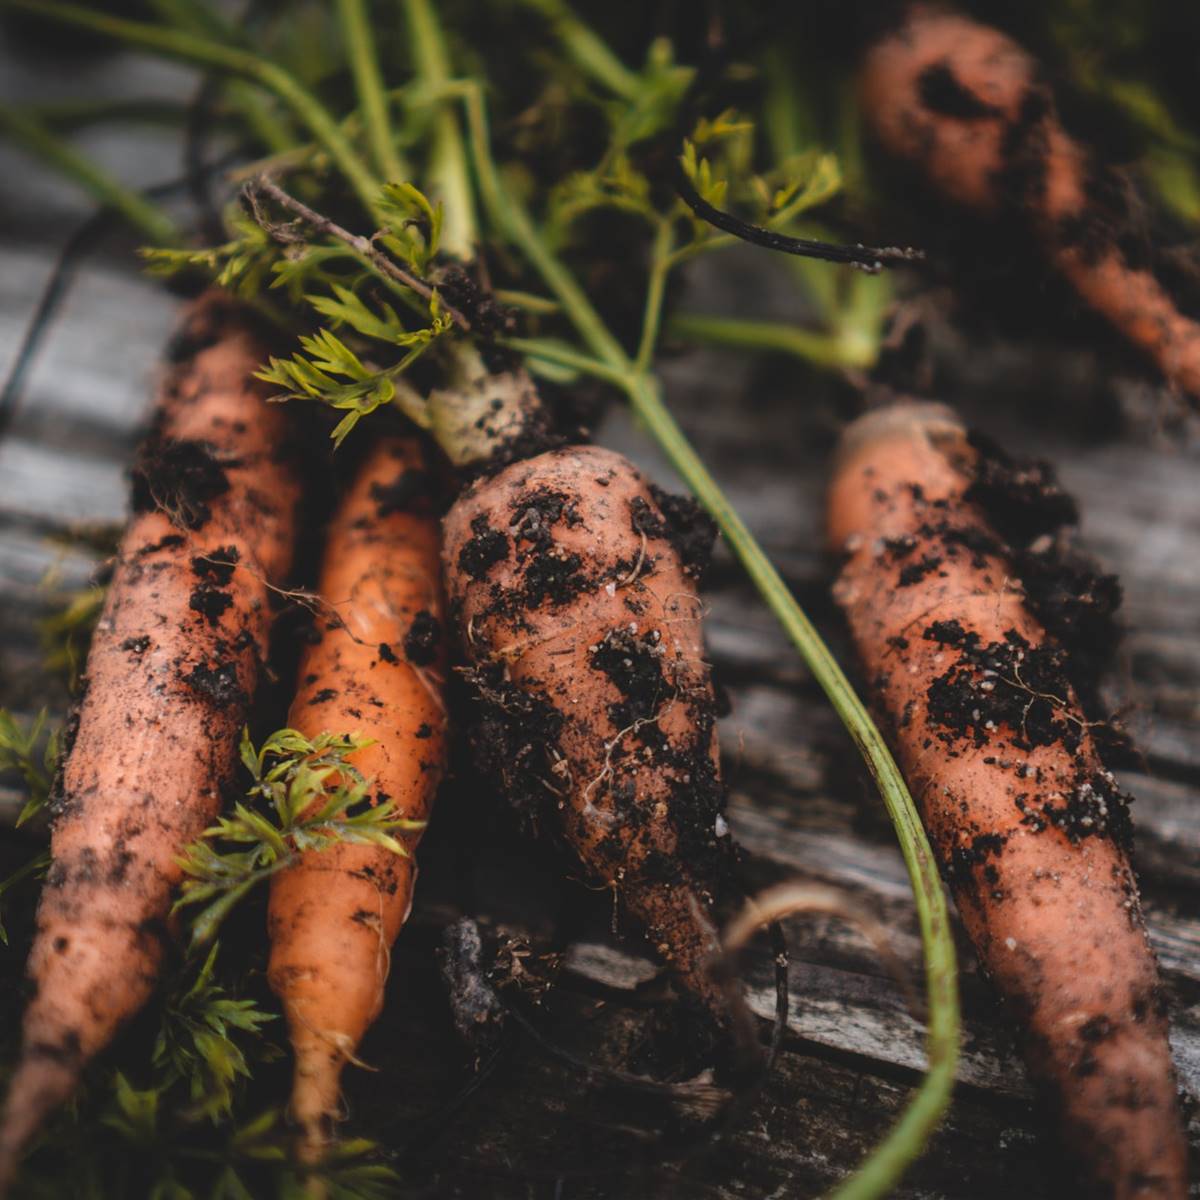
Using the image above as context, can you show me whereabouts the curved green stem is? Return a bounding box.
[6,0,382,220]
[502,336,629,386]
[0,106,178,245]
[459,80,626,365]
[338,0,405,181]
[145,0,293,154]
[403,0,477,258]
[516,0,640,100]
[670,311,877,371]
[634,219,673,373]
[493,288,560,315]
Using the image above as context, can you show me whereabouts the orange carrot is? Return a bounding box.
[860,5,1200,398]
[442,445,734,1040]
[827,403,1186,1199]
[0,293,302,1187]
[266,435,447,1161]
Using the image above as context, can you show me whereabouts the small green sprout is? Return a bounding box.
[0,707,60,828]
[254,290,450,444]
[141,212,278,298]
[176,728,425,946]
[101,1073,162,1146]
[376,180,443,271]
[40,584,106,691]
[154,943,279,1122]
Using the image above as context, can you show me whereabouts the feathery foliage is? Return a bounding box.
[176,728,424,947]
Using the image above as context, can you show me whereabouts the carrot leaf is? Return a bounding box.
[176,728,425,946]
[141,211,277,298]
[377,181,444,271]
[153,942,279,1122]
[38,584,106,693]
[253,291,451,446]
[0,708,59,829]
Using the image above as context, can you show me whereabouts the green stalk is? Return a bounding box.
[145,0,294,155]
[7,0,382,220]
[492,288,560,315]
[30,97,195,130]
[337,0,405,181]
[761,54,890,368]
[634,219,673,373]
[517,0,640,100]
[462,71,959,1198]
[145,0,230,35]
[459,80,626,365]
[403,0,476,258]
[501,336,629,387]
[670,311,876,371]
[0,106,178,245]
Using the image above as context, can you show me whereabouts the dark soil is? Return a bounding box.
[190,546,239,585]
[590,626,673,736]
[403,610,441,666]
[917,61,1003,121]
[964,432,1125,713]
[924,625,1080,753]
[647,486,717,581]
[465,664,565,829]
[457,514,510,581]
[440,917,506,1057]
[130,437,232,530]
[370,468,433,517]
[188,582,233,626]
[182,660,244,708]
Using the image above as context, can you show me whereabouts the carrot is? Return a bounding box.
[441,445,734,1043]
[827,403,1186,1199]
[0,293,302,1186]
[859,5,1200,398]
[266,435,447,1161]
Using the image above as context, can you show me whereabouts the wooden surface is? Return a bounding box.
[1,30,1199,1200]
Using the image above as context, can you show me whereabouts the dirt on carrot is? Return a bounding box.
[267,435,448,1162]
[860,5,1200,399]
[827,402,1187,1199]
[441,445,737,1065]
[0,293,302,1189]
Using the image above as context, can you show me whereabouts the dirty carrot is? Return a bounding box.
[827,403,1186,1199]
[859,5,1200,398]
[441,445,739,1053]
[267,435,447,1161]
[0,293,302,1188]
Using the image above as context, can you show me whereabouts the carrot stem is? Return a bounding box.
[403,0,477,259]
[459,80,627,367]
[0,106,179,245]
[6,0,383,221]
[516,0,641,101]
[337,0,405,182]
[634,219,674,373]
[668,312,876,370]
